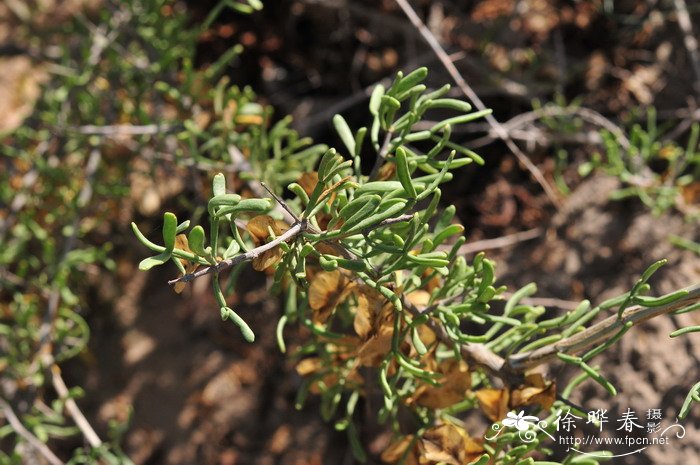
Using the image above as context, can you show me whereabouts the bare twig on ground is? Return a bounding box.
[447,228,542,255]
[71,123,178,136]
[50,364,102,448]
[467,106,631,150]
[673,0,700,94]
[394,0,562,208]
[0,398,65,465]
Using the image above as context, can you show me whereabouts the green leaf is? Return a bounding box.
[208,193,242,210]
[429,109,493,133]
[405,251,450,267]
[131,222,166,252]
[395,147,416,198]
[139,251,171,271]
[354,181,403,196]
[381,95,401,110]
[162,212,178,251]
[221,306,255,342]
[333,114,355,156]
[319,255,339,271]
[215,198,273,217]
[392,67,428,97]
[317,148,338,181]
[340,195,381,232]
[424,98,472,112]
[369,84,385,115]
[411,326,427,355]
[342,199,407,233]
[176,220,191,233]
[187,226,207,256]
[670,325,700,337]
[213,172,226,196]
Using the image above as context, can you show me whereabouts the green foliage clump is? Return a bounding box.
[135,68,700,464]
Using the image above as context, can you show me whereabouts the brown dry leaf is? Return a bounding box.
[247,215,282,243]
[377,162,396,181]
[296,357,322,376]
[623,64,664,105]
[353,293,374,339]
[681,182,700,206]
[235,114,264,125]
[173,234,200,293]
[356,322,393,367]
[298,171,319,196]
[511,373,556,410]
[420,423,485,465]
[406,290,430,307]
[308,270,354,324]
[297,171,339,229]
[252,247,283,272]
[0,56,48,132]
[381,435,417,465]
[476,388,510,422]
[352,287,396,366]
[471,0,515,22]
[414,360,470,409]
[353,289,387,338]
[246,215,288,271]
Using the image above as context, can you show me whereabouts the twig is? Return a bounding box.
[260,182,300,222]
[467,106,631,150]
[369,130,395,180]
[0,398,64,465]
[50,364,102,448]
[71,123,177,136]
[673,0,700,94]
[500,294,581,311]
[169,221,306,285]
[447,228,542,255]
[403,299,509,382]
[394,0,562,208]
[506,284,700,373]
[228,146,297,225]
[171,213,417,285]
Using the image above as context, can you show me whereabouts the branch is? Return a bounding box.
[403,298,509,382]
[168,213,417,286]
[169,221,306,285]
[0,398,64,465]
[506,284,700,373]
[394,0,562,208]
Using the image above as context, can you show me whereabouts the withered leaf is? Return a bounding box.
[476,388,510,422]
[414,360,470,409]
[308,270,354,324]
[174,234,199,294]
